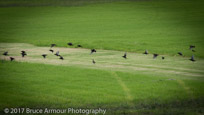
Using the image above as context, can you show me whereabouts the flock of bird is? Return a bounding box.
[2,43,196,64]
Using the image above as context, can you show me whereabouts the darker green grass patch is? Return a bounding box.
[0,0,204,58]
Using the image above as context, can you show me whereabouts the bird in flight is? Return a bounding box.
[153,54,158,59]
[21,51,27,57]
[10,57,15,61]
[178,52,183,56]
[49,49,54,53]
[92,59,96,64]
[3,51,8,56]
[189,55,196,62]
[42,54,47,59]
[51,44,56,48]
[90,49,96,54]
[122,52,127,59]
[143,50,148,55]
[55,51,60,56]
[67,43,73,46]
[59,56,64,60]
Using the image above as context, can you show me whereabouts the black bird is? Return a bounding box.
[21,51,26,54]
[189,55,196,62]
[189,45,195,50]
[59,56,64,60]
[90,49,96,54]
[21,51,27,57]
[122,52,127,59]
[192,49,196,52]
[92,59,96,64]
[49,49,54,53]
[143,50,148,55]
[42,54,47,59]
[10,57,15,61]
[51,44,56,48]
[162,56,165,60]
[3,51,8,56]
[67,43,73,46]
[153,54,158,59]
[54,51,60,56]
[77,45,82,47]
[178,52,183,56]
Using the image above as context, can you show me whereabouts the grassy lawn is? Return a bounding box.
[0,0,204,57]
[0,0,204,114]
[0,61,203,114]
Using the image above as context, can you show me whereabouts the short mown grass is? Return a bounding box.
[0,0,204,114]
[0,0,204,58]
[0,61,203,114]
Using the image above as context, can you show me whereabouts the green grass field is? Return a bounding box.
[0,0,204,114]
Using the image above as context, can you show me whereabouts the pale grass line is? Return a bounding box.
[176,79,194,98]
[111,72,134,106]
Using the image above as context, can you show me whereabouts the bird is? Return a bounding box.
[59,56,64,60]
[192,49,196,52]
[122,52,127,59]
[189,55,196,62]
[21,51,26,54]
[3,51,8,56]
[67,43,73,46]
[49,49,54,53]
[189,45,195,50]
[92,59,96,64]
[21,51,27,57]
[143,50,148,55]
[77,45,82,47]
[153,54,158,59]
[10,57,15,61]
[162,56,165,60]
[90,49,96,54]
[42,54,47,59]
[178,52,183,56]
[51,44,56,48]
[54,51,60,56]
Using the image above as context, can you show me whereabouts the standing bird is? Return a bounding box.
[92,59,96,64]
[189,45,195,50]
[143,50,148,55]
[10,57,15,61]
[90,49,96,54]
[3,51,8,56]
[122,52,127,59]
[49,49,54,53]
[51,44,56,48]
[153,54,158,59]
[178,52,183,56]
[59,56,64,60]
[162,56,165,60]
[67,43,73,46]
[77,45,82,47]
[54,51,60,56]
[189,55,196,62]
[21,51,27,57]
[42,54,47,59]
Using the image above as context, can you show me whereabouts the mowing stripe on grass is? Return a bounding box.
[111,71,134,106]
[176,79,194,98]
